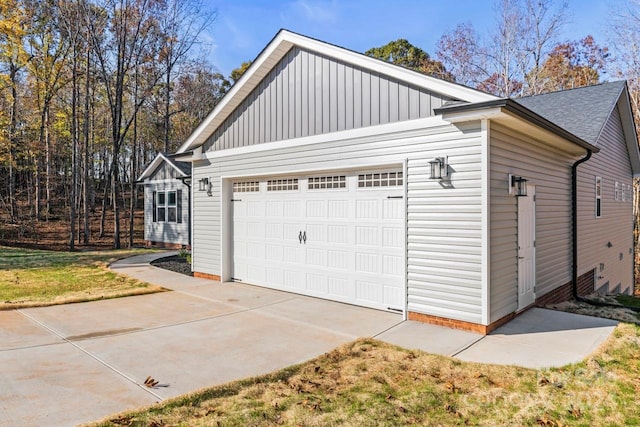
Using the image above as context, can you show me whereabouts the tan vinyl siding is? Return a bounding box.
[192,120,485,324]
[489,123,577,322]
[202,47,453,152]
[577,105,634,294]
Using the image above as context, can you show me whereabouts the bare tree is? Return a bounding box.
[86,0,164,248]
[158,0,216,152]
[522,0,570,94]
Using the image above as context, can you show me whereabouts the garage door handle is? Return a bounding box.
[303,231,307,244]
[299,231,303,244]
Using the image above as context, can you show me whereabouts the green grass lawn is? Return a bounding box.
[0,246,165,309]
[91,322,640,427]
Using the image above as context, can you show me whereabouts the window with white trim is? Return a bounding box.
[615,182,620,201]
[622,183,626,202]
[357,171,403,188]
[308,176,346,190]
[267,178,298,191]
[153,190,182,223]
[595,176,602,218]
[233,181,260,192]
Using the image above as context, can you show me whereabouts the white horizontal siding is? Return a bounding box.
[192,119,485,324]
[489,123,578,322]
[143,181,190,246]
[577,106,634,293]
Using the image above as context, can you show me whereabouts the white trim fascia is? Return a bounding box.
[138,152,188,181]
[440,107,504,124]
[403,157,409,321]
[176,29,497,154]
[142,178,189,186]
[201,116,449,161]
[617,89,640,177]
[480,119,491,326]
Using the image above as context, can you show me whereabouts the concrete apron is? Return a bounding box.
[0,252,618,426]
[0,275,403,427]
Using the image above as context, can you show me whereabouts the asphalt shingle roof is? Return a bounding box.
[516,81,625,146]
[164,154,191,176]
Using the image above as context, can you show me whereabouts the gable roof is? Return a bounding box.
[137,152,191,182]
[517,81,626,145]
[517,81,640,176]
[176,29,498,154]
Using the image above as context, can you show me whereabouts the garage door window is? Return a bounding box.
[233,181,260,192]
[308,175,346,190]
[358,171,403,188]
[267,178,298,191]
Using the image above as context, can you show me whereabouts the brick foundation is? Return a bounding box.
[409,269,596,334]
[145,240,190,250]
[535,268,595,306]
[193,271,221,281]
[408,311,517,335]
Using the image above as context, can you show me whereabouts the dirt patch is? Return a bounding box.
[150,255,193,277]
[546,294,640,325]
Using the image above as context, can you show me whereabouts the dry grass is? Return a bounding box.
[0,246,166,309]
[547,295,640,325]
[90,322,640,427]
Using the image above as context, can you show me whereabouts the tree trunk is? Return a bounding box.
[69,44,78,251]
[83,46,91,244]
[164,65,171,152]
[112,161,121,249]
[8,64,18,222]
[44,106,51,220]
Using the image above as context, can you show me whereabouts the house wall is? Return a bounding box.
[143,179,190,246]
[192,118,486,324]
[489,123,579,322]
[577,104,634,294]
[202,46,453,152]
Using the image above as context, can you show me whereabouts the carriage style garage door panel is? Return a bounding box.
[232,171,405,312]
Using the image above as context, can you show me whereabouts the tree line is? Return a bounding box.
[1,0,640,251]
[0,0,240,249]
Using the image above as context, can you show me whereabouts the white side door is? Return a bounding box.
[517,183,536,310]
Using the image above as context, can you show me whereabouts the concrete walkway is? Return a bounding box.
[0,251,618,426]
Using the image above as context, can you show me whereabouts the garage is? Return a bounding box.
[231,169,405,312]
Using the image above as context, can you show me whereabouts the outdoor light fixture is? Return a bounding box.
[198,177,210,192]
[509,174,528,197]
[429,156,447,180]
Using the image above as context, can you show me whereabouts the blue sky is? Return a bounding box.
[203,0,612,77]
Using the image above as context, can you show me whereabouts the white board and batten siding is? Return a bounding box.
[192,118,486,322]
[577,105,634,294]
[202,46,453,152]
[489,123,578,323]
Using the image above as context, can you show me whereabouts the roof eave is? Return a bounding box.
[435,99,600,154]
[137,152,189,181]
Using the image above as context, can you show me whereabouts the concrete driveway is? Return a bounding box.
[0,252,618,426]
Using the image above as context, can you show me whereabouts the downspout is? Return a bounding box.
[179,176,192,248]
[572,150,592,300]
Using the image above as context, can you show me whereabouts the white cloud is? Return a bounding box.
[281,0,340,25]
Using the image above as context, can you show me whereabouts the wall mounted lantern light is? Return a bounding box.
[509,174,528,197]
[198,177,210,192]
[429,156,448,180]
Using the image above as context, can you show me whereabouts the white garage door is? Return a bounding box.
[232,170,405,312]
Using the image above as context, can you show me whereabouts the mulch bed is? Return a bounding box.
[150,255,193,277]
